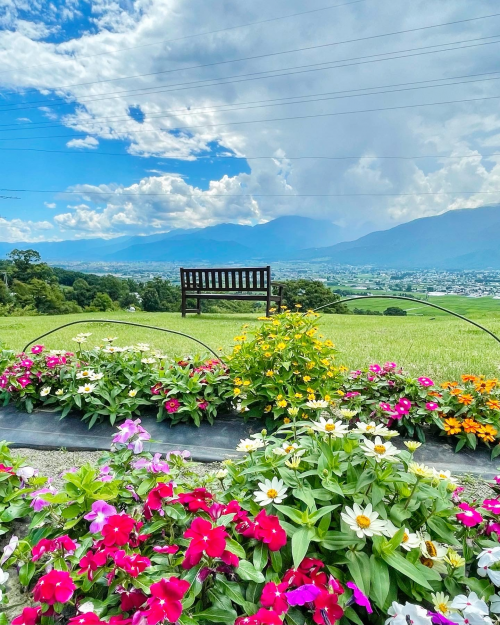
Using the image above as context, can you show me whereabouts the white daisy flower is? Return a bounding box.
[103,346,123,354]
[355,421,389,436]
[236,438,265,453]
[136,343,151,352]
[306,399,329,410]
[386,523,420,551]
[0,568,9,585]
[76,370,94,379]
[341,502,389,538]
[254,477,288,506]
[311,417,349,437]
[102,337,118,343]
[40,386,51,397]
[340,409,357,419]
[89,372,104,381]
[419,535,448,574]
[385,602,432,625]
[431,592,453,616]
[55,389,64,396]
[72,336,87,344]
[360,436,400,463]
[433,468,457,483]
[141,358,156,365]
[128,389,138,397]
[215,469,228,479]
[77,384,96,394]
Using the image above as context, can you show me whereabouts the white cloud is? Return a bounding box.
[66,136,99,149]
[0,217,54,242]
[44,202,56,208]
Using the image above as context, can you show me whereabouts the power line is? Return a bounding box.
[2,93,500,142]
[1,188,499,198]
[0,147,498,161]
[2,36,500,115]
[0,0,369,76]
[4,10,499,95]
[2,68,500,134]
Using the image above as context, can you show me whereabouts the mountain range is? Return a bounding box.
[1,206,499,269]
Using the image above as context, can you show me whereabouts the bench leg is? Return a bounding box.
[197,290,201,314]
[181,291,186,317]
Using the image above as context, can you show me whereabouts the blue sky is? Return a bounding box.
[1,0,500,242]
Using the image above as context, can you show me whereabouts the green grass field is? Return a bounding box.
[1,307,500,380]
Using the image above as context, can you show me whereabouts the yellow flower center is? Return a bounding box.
[437,603,449,615]
[374,444,386,454]
[420,556,434,568]
[366,425,374,431]
[285,446,294,453]
[267,489,278,499]
[355,515,371,529]
[403,532,409,543]
[325,423,335,432]
[425,541,437,557]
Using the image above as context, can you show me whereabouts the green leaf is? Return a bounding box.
[343,606,364,625]
[308,504,339,524]
[346,551,371,596]
[216,578,253,612]
[427,516,459,546]
[253,542,268,572]
[292,527,314,568]
[270,548,282,573]
[226,538,246,559]
[193,606,237,624]
[237,560,265,583]
[381,551,433,590]
[369,555,390,609]
[384,527,406,555]
[285,607,306,625]
[18,561,35,587]
[274,504,304,524]
[320,531,363,550]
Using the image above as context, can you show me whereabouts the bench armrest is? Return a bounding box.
[271,281,285,287]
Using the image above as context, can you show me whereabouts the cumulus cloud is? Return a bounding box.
[1,0,500,240]
[44,202,56,208]
[0,217,54,242]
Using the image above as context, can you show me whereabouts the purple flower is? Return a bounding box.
[346,582,372,614]
[125,484,140,501]
[285,584,321,606]
[30,487,56,512]
[113,419,141,444]
[0,535,18,565]
[428,612,456,625]
[165,450,191,460]
[98,466,114,482]
[84,500,117,533]
[132,454,169,474]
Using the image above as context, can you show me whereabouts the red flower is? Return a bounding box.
[32,538,56,562]
[165,398,180,414]
[153,545,179,554]
[12,607,41,625]
[145,577,190,624]
[0,463,15,474]
[109,617,132,625]
[68,613,107,625]
[144,482,174,519]
[101,514,135,546]
[254,609,283,624]
[313,590,344,624]
[254,510,287,552]
[56,535,77,552]
[260,582,289,615]
[221,549,239,567]
[283,558,327,588]
[78,549,108,580]
[114,550,151,577]
[178,488,213,512]
[182,517,228,569]
[33,570,76,605]
[120,588,147,612]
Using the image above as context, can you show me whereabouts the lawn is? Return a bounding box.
[1,309,500,379]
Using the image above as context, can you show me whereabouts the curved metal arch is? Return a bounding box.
[313,294,500,345]
[22,319,223,360]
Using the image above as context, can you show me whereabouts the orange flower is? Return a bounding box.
[462,418,481,433]
[477,424,498,443]
[442,381,458,389]
[462,374,478,383]
[450,388,462,396]
[458,394,474,405]
[444,417,462,435]
[475,380,495,394]
[487,399,500,411]
[428,391,442,398]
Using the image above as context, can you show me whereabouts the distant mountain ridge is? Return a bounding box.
[296,205,500,269]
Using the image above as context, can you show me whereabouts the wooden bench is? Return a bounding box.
[180,266,284,317]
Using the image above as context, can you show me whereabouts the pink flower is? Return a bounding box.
[486,522,500,537]
[425,402,438,411]
[261,582,289,615]
[197,400,209,410]
[344,392,360,398]
[33,570,76,605]
[84,500,117,533]
[494,475,500,485]
[31,345,44,354]
[379,402,393,412]
[456,502,483,527]
[20,359,33,369]
[145,577,190,624]
[153,545,179,554]
[482,499,500,514]
[30,486,56,512]
[394,404,409,416]
[165,398,180,414]
[398,397,412,410]
[418,377,434,387]
[12,607,41,625]
[17,375,31,389]
[369,364,382,373]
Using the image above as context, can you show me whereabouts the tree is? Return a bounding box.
[0,281,11,305]
[88,292,115,312]
[71,278,97,308]
[280,279,348,314]
[142,287,162,312]
[383,306,407,316]
[7,249,54,283]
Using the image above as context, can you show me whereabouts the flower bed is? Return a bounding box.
[5,411,500,624]
[0,334,230,427]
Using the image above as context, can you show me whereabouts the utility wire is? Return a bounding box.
[1,68,500,133]
[3,10,499,94]
[0,0,369,76]
[1,93,500,142]
[2,35,499,114]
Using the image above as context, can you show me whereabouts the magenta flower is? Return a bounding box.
[113,419,141,444]
[369,364,382,374]
[17,376,31,389]
[285,584,321,606]
[350,370,362,379]
[456,502,483,527]
[197,400,209,410]
[165,450,191,460]
[425,402,438,411]
[394,404,409,416]
[346,582,373,614]
[20,359,33,369]
[384,362,397,370]
[345,392,360,398]
[482,499,500,514]
[132,454,169,474]
[30,486,56,512]
[84,500,117,533]
[165,398,181,414]
[494,475,500,485]
[486,522,500,536]
[398,398,412,410]
[31,345,44,354]
[428,612,456,625]
[452,486,465,502]
[418,377,434,387]
[379,402,393,412]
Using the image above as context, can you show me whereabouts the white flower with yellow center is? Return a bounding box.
[77,384,96,394]
[311,417,349,438]
[236,438,265,453]
[306,399,329,410]
[431,592,453,616]
[141,358,156,365]
[360,436,400,463]
[409,462,434,479]
[340,409,357,419]
[72,336,87,344]
[381,430,400,439]
[136,343,151,352]
[40,386,51,397]
[254,478,288,506]
[128,389,138,398]
[90,372,104,381]
[355,422,390,436]
[341,503,389,538]
[404,441,422,452]
[102,337,118,343]
[386,524,420,551]
[55,389,64,396]
[285,454,302,469]
[103,346,123,354]
[215,469,228,479]
[432,468,457,484]
[76,369,94,379]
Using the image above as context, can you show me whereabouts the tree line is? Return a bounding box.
[0,250,347,316]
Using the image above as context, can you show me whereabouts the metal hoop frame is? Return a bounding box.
[314,294,500,345]
[22,319,223,360]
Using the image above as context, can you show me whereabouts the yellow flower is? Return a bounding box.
[276,342,286,350]
[272,319,280,326]
[261,344,270,350]
[339,365,348,372]
[337,390,345,396]
[295,392,303,398]
[306,362,315,370]
[264,352,272,358]
[265,370,274,377]
[234,378,243,386]
[321,358,330,366]
[324,340,334,348]
[303,375,311,382]
[233,387,241,396]
[308,394,315,401]
[294,304,302,308]
[264,405,272,413]
[243,381,251,386]
[295,334,302,339]
[283,417,291,424]
[277,399,288,408]
[327,371,334,378]
[324,395,331,401]
[277,394,283,400]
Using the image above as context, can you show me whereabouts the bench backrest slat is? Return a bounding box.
[180,267,271,291]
